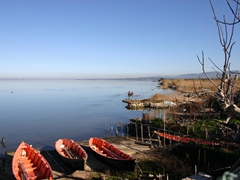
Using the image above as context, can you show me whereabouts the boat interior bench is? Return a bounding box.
[19,148,52,179]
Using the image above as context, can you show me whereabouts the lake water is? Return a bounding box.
[0,79,170,154]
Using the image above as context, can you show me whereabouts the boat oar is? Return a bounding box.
[18,160,28,180]
[101,146,122,159]
[61,145,78,159]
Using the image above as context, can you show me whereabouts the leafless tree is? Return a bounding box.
[218,0,240,25]
[197,0,240,122]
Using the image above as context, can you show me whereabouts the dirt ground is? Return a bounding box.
[0,136,154,180]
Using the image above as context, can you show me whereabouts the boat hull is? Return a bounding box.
[154,131,221,147]
[55,138,88,170]
[12,141,53,180]
[89,137,135,171]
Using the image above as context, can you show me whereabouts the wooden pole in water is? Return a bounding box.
[135,122,138,141]
[148,126,152,145]
[1,137,5,148]
[1,137,5,144]
[141,123,143,142]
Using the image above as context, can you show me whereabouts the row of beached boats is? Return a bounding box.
[12,137,135,180]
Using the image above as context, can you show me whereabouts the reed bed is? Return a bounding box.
[161,78,240,93]
[150,92,186,102]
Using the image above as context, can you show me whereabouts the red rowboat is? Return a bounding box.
[12,141,53,180]
[55,138,88,170]
[154,131,215,146]
[154,131,240,149]
[89,137,135,171]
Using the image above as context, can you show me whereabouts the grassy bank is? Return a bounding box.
[160,78,240,93]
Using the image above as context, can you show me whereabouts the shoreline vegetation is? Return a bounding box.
[124,78,240,109]
[121,78,240,179]
[159,78,240,93]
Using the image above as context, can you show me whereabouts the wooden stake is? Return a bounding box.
[148,126,152,145]
[198,149,200,173]
[135,123,138,141]
[204,150,206,163]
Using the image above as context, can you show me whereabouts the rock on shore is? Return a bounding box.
[122,99,176,109]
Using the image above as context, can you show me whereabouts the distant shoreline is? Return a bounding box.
[0,78,159,81]
[1,70,238,80]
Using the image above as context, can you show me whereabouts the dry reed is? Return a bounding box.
[161,78,240,93]
[150,92,185,102]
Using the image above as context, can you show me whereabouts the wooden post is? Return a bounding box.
[205,128,208,139]
[163,110,166,147]
[135,123,138,141]
[157,132,162,148]
[115,126,118,136]
[198,149,200,173]
[204,150,206,163]
[207,162,210,173]
[111,125,113,135]
[126,124,129,138]
[141,123,143,142]
[148,126,152,145]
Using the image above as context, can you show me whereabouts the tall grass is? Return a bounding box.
[161,78,240,93]
[150,92,186,102]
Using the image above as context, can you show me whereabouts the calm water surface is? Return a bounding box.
[0,79,170,153]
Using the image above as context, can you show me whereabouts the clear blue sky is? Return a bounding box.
[0,0,239,79]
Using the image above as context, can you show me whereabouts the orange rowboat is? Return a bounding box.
[154,131,215,146]
[89,137,135,171]
[154,131,240,149]
[55,138,88,170]
[12,141,53,180]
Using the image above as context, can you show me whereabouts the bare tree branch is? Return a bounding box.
[211,0,240,25]
[197,0,240,121]
[210,1,225,45]
[226,0,240,23]
[208,57,224,73]
[197,52,220,91]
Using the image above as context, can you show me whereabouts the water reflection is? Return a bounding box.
[0,80,170,153]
